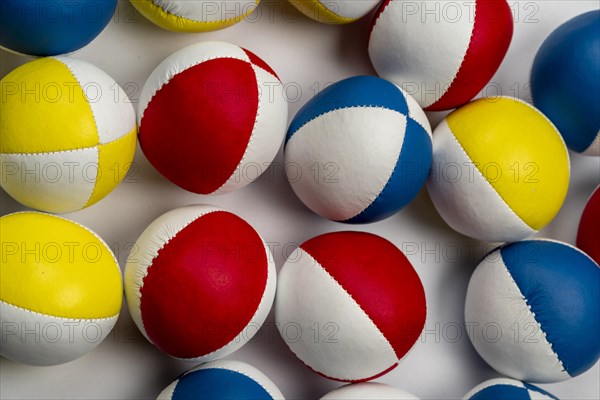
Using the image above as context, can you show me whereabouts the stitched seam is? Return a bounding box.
[148,0,258,24]
[511,96,571,177]
[2,146,99,156]
[3,211,121,273]
[303,358,397,383]
[1,300,119,322]
[287,105,409,221]
[302,249,398,373]
[158,380,177,400]
[135,209,222,338]
[427,4,476,109]
[343,113,408,221]
[2,58,129,157]
[251,63,281,81]
[287,105,405,146]
[58,59,101,211]
[40,212,122,312]
[98,121,138,147]
[466,378,525,398]
[49,58,103,208]
[174,239,273,360]
[139,54,252,123]
[499,261,568,375]
[64,214,121,269]
[292,0,354,23]
[369,0,392,39]
[407,115,429,137]
[316,0,354,22]
[391,85,431,137]
[84,129,137,207]
[212,63,264,194]
[99,125,137,147]
[447,127,535,231]
[56,57,101,148]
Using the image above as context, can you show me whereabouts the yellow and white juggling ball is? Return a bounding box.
[130,0,260,32]
[289,0,381,24]
[0,212,123,366]
[0,57,136,213]
[427,97,570,242]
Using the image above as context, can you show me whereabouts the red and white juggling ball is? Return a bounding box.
[578,186,600,265]
[369,0,513,111]
[138,41,288,194]
[275,231,426,382]
[124,205,276,362]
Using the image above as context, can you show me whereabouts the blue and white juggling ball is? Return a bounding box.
[465,239,600,383]
[531,10,600,156]
[156,360,284,400]
[0,0,117,56]
[284,76,432,223]
[464,378,558,400]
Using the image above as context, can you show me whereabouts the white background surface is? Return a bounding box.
[1,1,599,399]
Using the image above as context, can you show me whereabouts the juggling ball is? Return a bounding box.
[369,0,513,110]
[531,10,600,156]
[0,212,122,366]
[138,41,288,195]
[427,97,569,242]
[465,240,600,383]
[284,75,432,224]
[275,231,426,382]
[125,204,276,362]
[0,0,116,56]
[0,57,137,213]
[157,360,284,400]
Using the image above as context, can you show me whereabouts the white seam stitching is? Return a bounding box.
[2,211,121,272]
[139,54,252,124]
[2,147,99,156]
[498,260,568,375]
[1,300,119,322]
[1,126,136,157]
[342,113,408,221]
[83,130,137,207]
[211,63,263,194]
[286,105,407,146]
[369,0,391,40]
[407,115,430,138]
[447,126,535,233]
[57,58,102,209]
[209,62,282,194]
[302,249,398,375]
[148,0,258,25]
[396,86,432,137]
[428,4,477,109]
[134,209,222,339]
[509,96,571,177]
